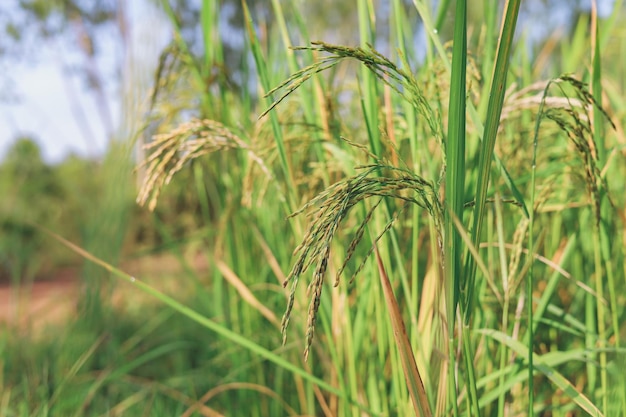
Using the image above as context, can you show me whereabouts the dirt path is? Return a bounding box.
[0,269,80,332]
[0,253,209,333]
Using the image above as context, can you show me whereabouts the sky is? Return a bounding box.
[0,0,617,165]
[0,0,169,164]
[0,45,116,163]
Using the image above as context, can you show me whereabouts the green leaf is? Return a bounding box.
[478,329,604,417]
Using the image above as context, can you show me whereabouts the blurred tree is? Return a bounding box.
[0,137,64,282]
[1,0,123,65]
[1,0,126,140]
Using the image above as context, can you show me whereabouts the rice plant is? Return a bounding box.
[8,1,624,416]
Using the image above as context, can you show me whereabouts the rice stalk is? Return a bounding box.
[137,119,272,211]
[535,75,616,413]
[538,76,615,226]
[260,41,442,148]
[280,164,443,359]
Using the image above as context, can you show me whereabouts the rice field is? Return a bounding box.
[2,1,625,416]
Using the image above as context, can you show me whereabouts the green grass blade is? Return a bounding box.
[591,7,606,164]
[478,329,605,417]
[413,0,529,219]
[476,349,590,408]
[357,0,382,159]
[434,0,451,31]
[76,341,193,416]
[464,0,521,323]
[159,0,211,113]
[46,334,107,408]
[269,0,329,183]
[243,2,296,212]
[445,0,466,323]
[530,235,578,336]
[444,0,468,414]
[38,226,380,416]
[591,7,620,413]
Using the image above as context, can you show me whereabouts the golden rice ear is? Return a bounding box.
[136,119,271,211]
[262,42,442,148]
[537,76,616,227]
[279,164,442,357]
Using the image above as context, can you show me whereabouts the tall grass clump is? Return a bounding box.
[27,1,626,416]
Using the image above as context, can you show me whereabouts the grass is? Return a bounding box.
[2,0,626,415]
